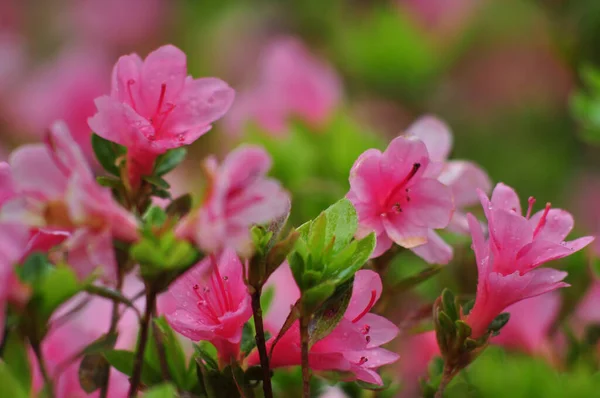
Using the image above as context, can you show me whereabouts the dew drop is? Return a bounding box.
[177,134,185,142]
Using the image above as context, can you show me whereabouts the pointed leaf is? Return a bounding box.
[154,147,187,176]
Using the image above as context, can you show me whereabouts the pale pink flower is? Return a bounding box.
[406,115,491,264]
[465,183,593,338]
[1,121,138,282]
[163,249,251,363]
[574,281,600,327]
[250,268,399,385]
[226,36,341,136]
[492,292,560,355]
[10,48,109,157]
[397,331,440,397]
[176,146,290,256]
[346,136,454,258]
[88,44,235,185]
[31,274,143,397]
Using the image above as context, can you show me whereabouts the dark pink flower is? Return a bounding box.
[1,121,138,282]
[162,249,251,363]
[466,183,593,338]
[406,115,491,264]
[492,292,560,355]
[226,37,341,136]
[88,44,235,185]
[347,135,454,258]
[250,268,399,385]
[176,146,290,256]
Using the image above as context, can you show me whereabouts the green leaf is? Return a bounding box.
[91,133,125,176]
[308,277,353,346]
[2,333,31,394]
[165,194,193,219]
[488,312,510,335]
[142,383,177,398]
[151,317,188,388]
[143,206,168,228]
[104,350,162,386]
[303,282,336,313]
[96,176,122,189]
[193,344,219,372]
[322,198,358,252]
[442,289,458,321]
[143,175,170,189]
[240,323,256,356]
[17,252,52,285]
[394,264,444,292]
[154,147,187,176]
[260,286,275,314]
[0,361,28,398]
[462,299,475,316]
[37,265,86,319]
[265,230,300,278]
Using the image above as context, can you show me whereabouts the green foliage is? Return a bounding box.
[308,277,353,346]
[143,383,178,398]
[91,133,126,176]
[0,361,28,398]
[571,65,600,144]
[104,349,163,386]
[154,147,188,176]
[2,333,31,395]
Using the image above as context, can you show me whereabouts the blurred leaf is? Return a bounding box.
[91,134,125,176]
[0,361,28,398]
[78,353,109,393]
[143,383,177,398]
[104,350,162,386]
[2,333,31,394]
[16,252,52,285]
[149,317,188,388]
[37,265,86,320]
[154,148,187,176]
[165,194,193,219]
[193,343,219,372]
[143,175,170,190]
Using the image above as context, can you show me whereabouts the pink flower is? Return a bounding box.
[88,44,235,185]
[465,183,594,338]
[406,115,491,264]
[176,146,290,256]
[31,274,143,397]
[492,292,560,355]
[397,331,440,397]
[162,249,251,363]
[346,135,454,259]
[226,37,341,136]
[250,268,399,385]
[1,121,138,282]
[10,48,109,157]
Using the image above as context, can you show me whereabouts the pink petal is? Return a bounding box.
[359,313,399,347]
[164,77,235,138]
[140,44,187,108]
[439,160,491,208]
[348,149,385,204]
[344,348,400,368]
[88,96,155,151]
[10,145,66,198]
[405,115,453,162]
[111,53,143,109]
[219,146,272,190]
[410,230,453,264]
[345,270,382,322]
[490,182,522,214]
[0,162,15,205]
[516,236,594,271]
[66,228,117,283]
[370,231,393,259]
[467,213,489,267]
[314,319,368,352]
[404,178,454,229]
[380,136,430,191]
[487,209,532,272]
[264,262,300,333]
[47,120,92,180]
[528,208,574,243]
[381,212,428,249]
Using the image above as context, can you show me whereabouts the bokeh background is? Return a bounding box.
[3,0,600,397]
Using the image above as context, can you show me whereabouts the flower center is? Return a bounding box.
[148,83,177,136]
[526,196,551,238]
[382,162,420,215]
[192,254,234,323]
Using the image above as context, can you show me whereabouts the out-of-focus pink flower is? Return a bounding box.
[250,269,399,385]
[31,274,143,397]
[10,48,109,157]
[465,183,593,338]
[492,292,560,355]
[0,222,30,346]
[0,33,24,96]
[1,121,138,282]
[177,146,290,256]
[67,0,166,47]
[573,280,600,329]
[406,115,491,264]
[89,44,234,186]
[397,331,439,397]
[263,261,300,333]
[226,37,341,136]
[163,249,251,363]
[570,174,600,256]
[346,136,454,259]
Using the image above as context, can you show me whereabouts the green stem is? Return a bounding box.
[100,273,124,398]
[300,314,311,398]
[128,288,156,397]
[251,288,273,398]
[435,366,456,398]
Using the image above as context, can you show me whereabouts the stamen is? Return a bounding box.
[384,163,421,211]
[127,79,137,111]
[533,202,551,237]
[352,290,377,323]
[211,254,233,312]
[154,83,167,119]
[357,357,368,365]
[360,325,371,335]
[526,197,536,219]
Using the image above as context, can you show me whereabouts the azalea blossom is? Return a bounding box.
[397,331,440,397]
[347,135,454,258]
[88,44,235,185]
[465,183,594,338]
[226,36,341,136]
[492,292,560,355]
[0,121,138,282]
[250,267,399,385]
[176,146,290,256]
[162,249,251,363]
[406,115,491,264]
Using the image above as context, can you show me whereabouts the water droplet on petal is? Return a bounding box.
[177,134,185,142]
